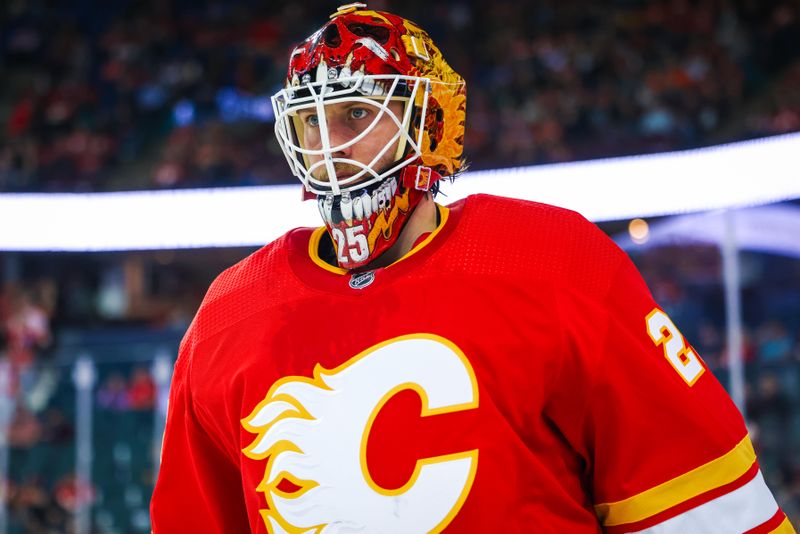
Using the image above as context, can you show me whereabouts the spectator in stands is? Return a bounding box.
[721,328,758,368]
[8,405,42,449]
[757,320,795,364]
[696,321,725,368]
[127,366,155,411]
[747,373,792,427]
[53,473,96,515]
[746,372,793,468]
[2,285,52,414]
[96,372,130,411]
[3,287,51,370]
[40,407,74,446]
[8,477,67,533]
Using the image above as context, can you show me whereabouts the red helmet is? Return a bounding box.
[272,3,466,269]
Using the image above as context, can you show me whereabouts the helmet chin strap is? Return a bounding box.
[314,165,441,269]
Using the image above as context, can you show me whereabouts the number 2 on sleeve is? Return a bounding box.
[646,309,705,386]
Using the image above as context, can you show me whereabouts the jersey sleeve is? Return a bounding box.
[547,240,794,533]
[150,330,251,533]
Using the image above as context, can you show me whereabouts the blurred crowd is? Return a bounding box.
[742,60,800,138]
[0,280,76,533]
[0,278,162,533]
[1,0,799,192]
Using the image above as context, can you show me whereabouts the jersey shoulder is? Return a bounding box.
[457,193,605,243]
[447,194,626,297]
[184,227,313,349]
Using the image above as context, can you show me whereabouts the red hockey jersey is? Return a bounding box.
[151,194,793,533]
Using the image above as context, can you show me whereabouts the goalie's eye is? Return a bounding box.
[304,114,320,127]
[349,107,368,120]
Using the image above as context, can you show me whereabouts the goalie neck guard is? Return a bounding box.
[271,3,466,269]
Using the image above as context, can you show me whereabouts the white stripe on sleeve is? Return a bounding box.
[632,470,779,534]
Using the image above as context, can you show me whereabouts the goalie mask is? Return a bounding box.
[272,3,467,269]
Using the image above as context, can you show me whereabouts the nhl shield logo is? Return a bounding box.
[349,271,375,290]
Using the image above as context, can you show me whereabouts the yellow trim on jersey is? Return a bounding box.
[393,205,449,265]
[307,204,450,274]
[308,226,349,275]
[595,435,757,526]
[772,517,796,534]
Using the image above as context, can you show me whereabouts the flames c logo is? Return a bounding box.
[241,334,479,533]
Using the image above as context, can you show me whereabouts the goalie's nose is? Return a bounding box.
[326,119,355,159]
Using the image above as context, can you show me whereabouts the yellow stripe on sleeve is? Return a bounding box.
[771,517,797,534]
[595,435,757,526]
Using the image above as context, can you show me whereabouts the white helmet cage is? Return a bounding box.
[272,73,432,196]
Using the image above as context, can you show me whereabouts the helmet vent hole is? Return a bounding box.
[347,23,390,44]
[323,24,342,47]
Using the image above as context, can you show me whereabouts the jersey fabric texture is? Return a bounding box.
[150,194,793,534]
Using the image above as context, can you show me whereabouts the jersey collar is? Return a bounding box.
[307,204,450,276]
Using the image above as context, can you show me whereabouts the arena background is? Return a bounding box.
[0,0,799,532]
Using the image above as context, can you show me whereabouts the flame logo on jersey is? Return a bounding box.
[241,334,479,533]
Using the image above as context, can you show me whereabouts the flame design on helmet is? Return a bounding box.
[284,6,466,182]
[272,5,467,269]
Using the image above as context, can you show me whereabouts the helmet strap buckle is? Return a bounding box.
[400,165,440,192]
[414,166,433,191]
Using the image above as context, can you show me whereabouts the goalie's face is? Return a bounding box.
[297,99,406,184]
[273,74,429,197]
